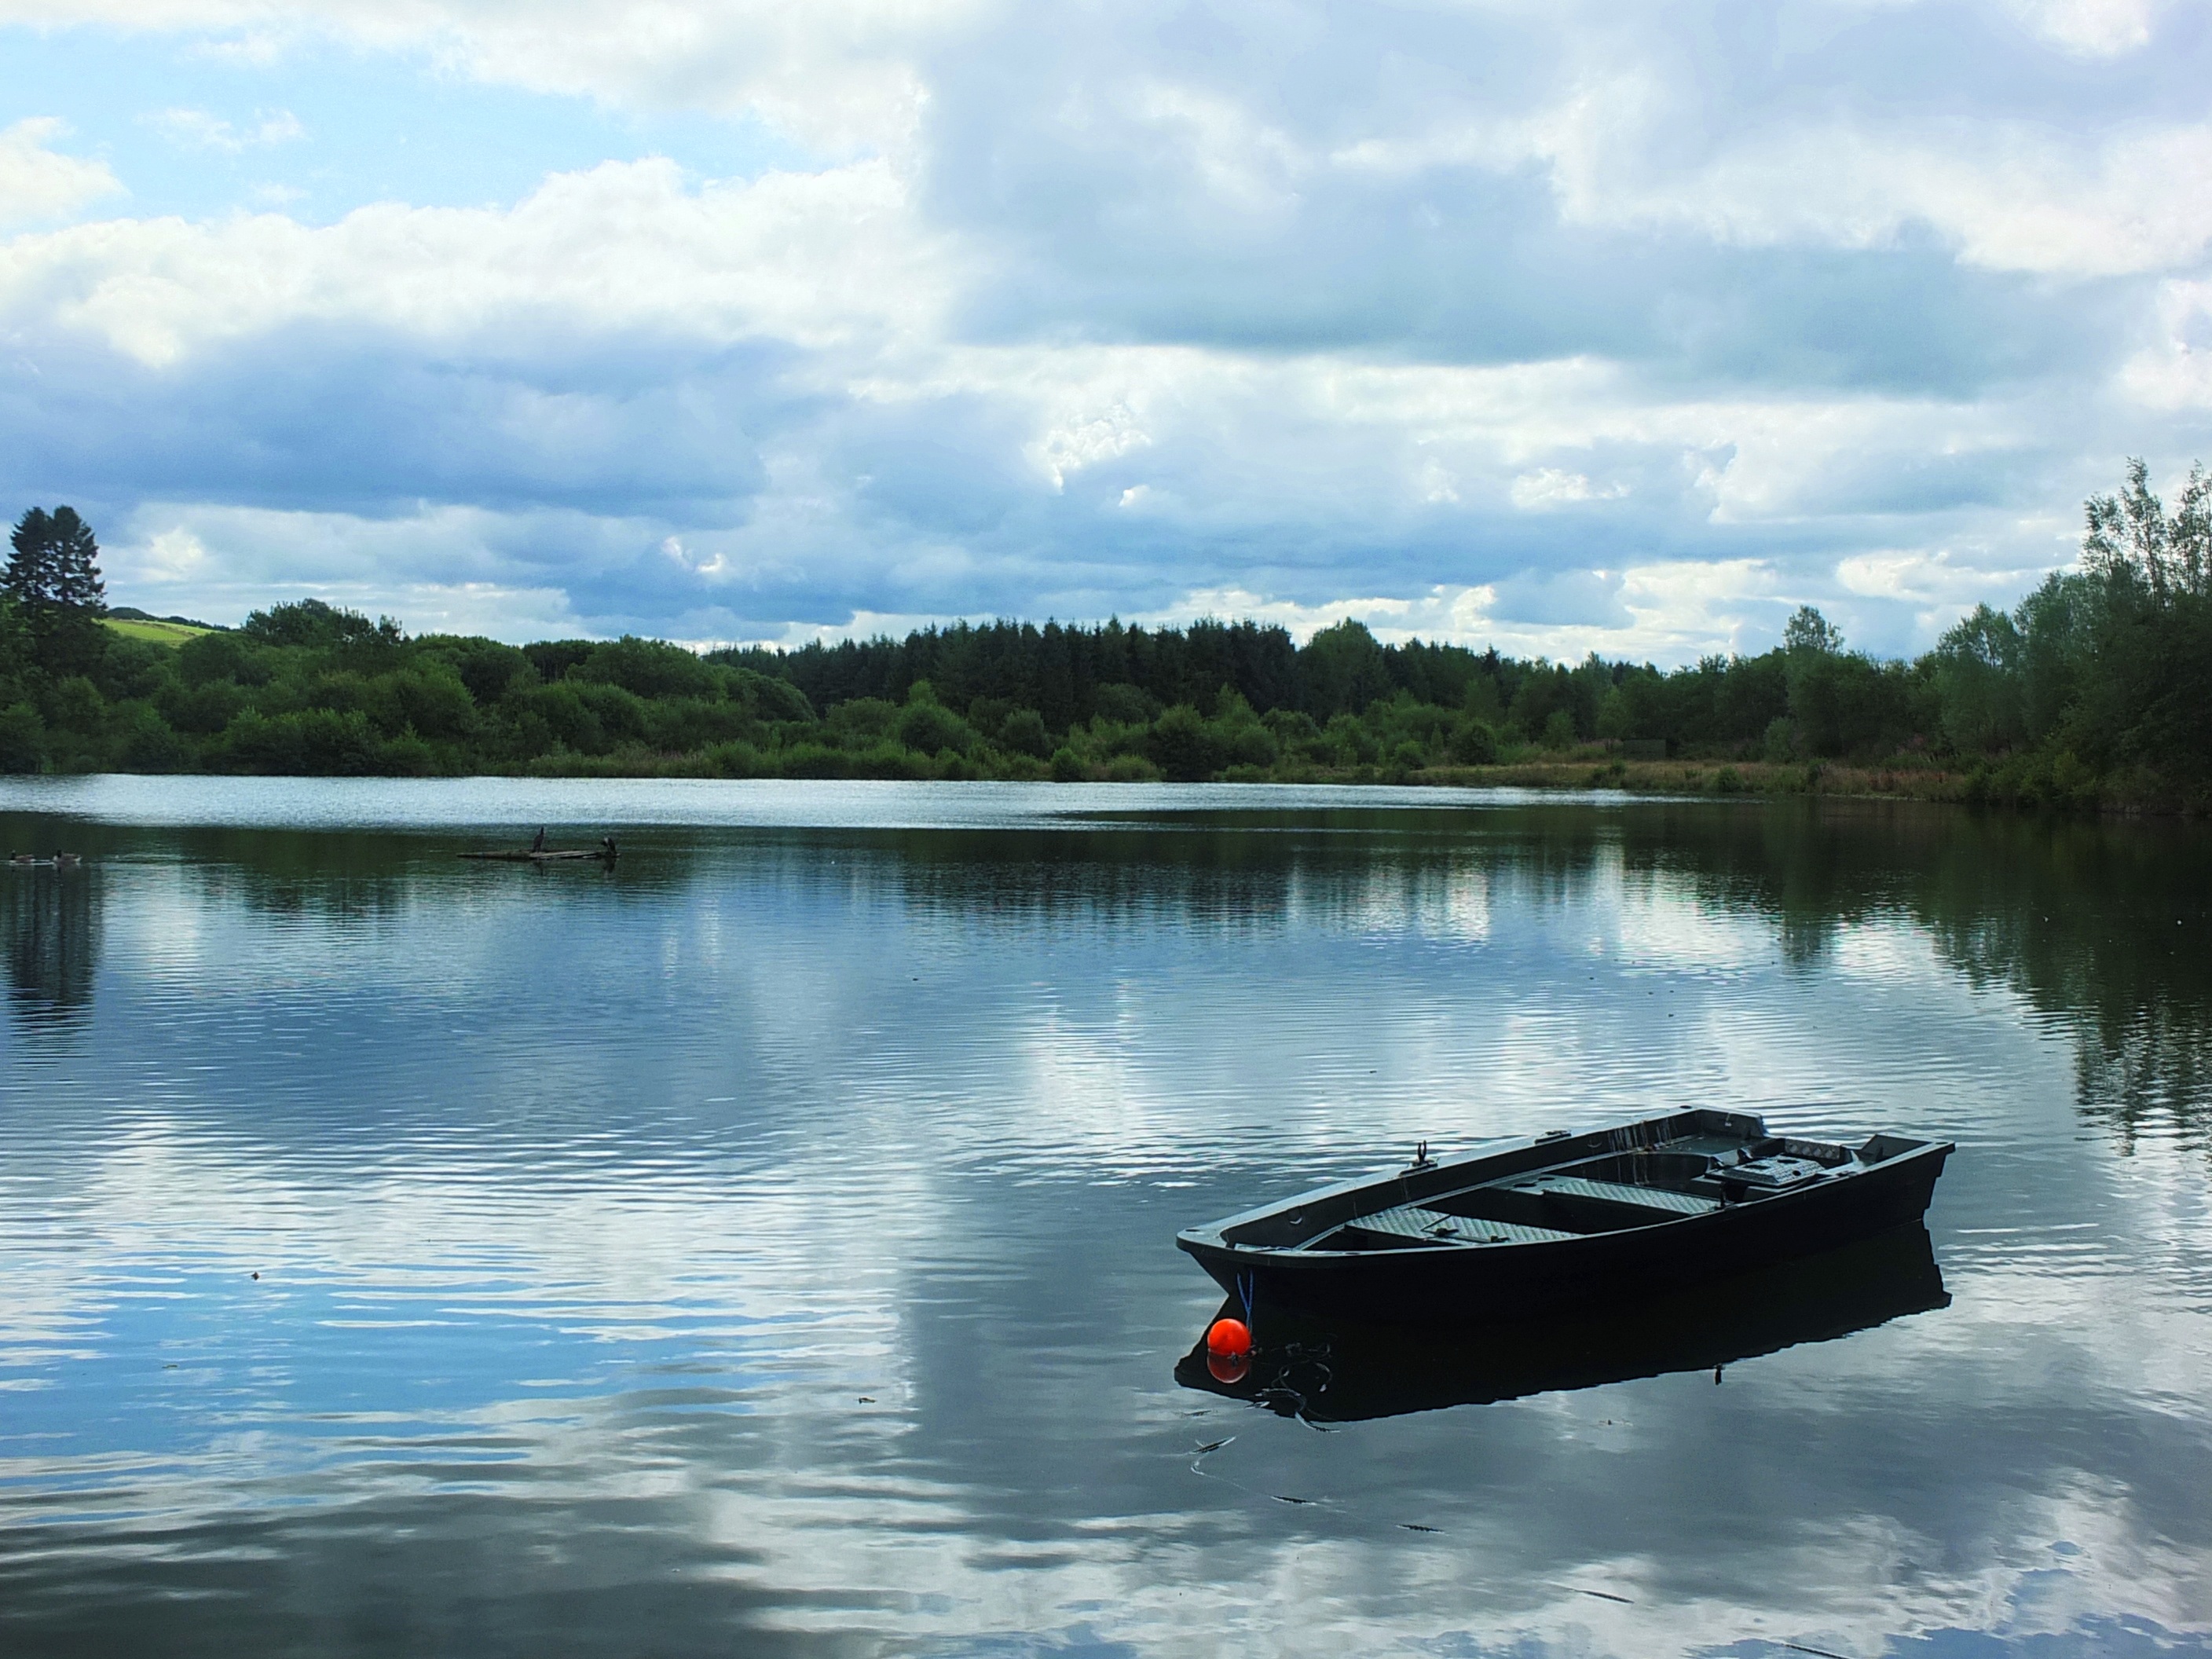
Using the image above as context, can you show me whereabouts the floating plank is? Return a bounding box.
[458,849,615,862]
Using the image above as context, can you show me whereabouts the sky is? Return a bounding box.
[3,1,2211,661]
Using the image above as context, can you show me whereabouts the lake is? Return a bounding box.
[2,776,2207,1658]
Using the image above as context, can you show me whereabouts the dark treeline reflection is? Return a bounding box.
[1613,802,2212,1145]
[781,803,2212,1144]
[1,866,99,1030]
[792,807,1628,926]
[4,799,2206,1138]
[0,816,635,928]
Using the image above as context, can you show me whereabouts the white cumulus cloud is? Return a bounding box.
[0,155,958,365]
[0,0,2205,655]
[0,118,122,230]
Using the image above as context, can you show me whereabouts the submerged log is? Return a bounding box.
[459,839,618,862]
[458,849,611,862]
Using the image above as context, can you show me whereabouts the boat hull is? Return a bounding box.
[1177,1127,1950,1327]
[1176,1220,1950,1419]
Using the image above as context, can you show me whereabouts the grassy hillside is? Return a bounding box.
[103,616,215,648]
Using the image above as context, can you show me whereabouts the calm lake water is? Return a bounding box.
[2,776,2208,1658]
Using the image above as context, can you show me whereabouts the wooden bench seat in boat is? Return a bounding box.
[1339,1205,1581,1247]
[1507,1175,1722,1217]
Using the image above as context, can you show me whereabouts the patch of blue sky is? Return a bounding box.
[0,1258,775,1475]
[2,24,815,228]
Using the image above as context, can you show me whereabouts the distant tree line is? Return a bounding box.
[2,460,2207,807]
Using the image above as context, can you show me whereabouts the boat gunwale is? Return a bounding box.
[1175,1110,1952,1265]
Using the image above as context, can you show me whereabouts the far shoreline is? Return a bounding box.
[1,759,2196,819]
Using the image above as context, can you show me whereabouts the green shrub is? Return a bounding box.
[571,681,649,745]
[998,708,1051,758]
[1448,718,1497,764]
[1321,712,1377,766]
[645,698,760,753]
[42,676,105,735]
[157,679,246,734]
[378,732,440,775]
[242,598,391,651]
[1148,704,1221,781]
[830,697,900,743]
[95,637,172,702]
[1080,716,1152,760]
[777,742,852,778]
[726,668,811,723]
[112,703,188,771]
[507,683,605,753]
[895,700,975,756]
[705,740,767,777]
[522,639,596,683]
[302,670,366,714]
[422,635,531,705]
[1093,683,1158,724]
[0,702,46,771]
[572,635,718,701]
[848,742,933,779]
[218,708,381,774]
[368,667,476,740]
[1212,696,1279,768]
[177,630,269,687]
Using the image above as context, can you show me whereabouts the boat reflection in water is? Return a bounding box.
[1175,1222,1949,1423]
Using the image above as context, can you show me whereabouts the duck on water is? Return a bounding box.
[1176,1108,1952,1326]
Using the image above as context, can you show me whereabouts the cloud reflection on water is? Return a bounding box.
[0,782,2207,1657]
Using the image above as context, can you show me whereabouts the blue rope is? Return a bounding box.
[1236,1270,1255,1330]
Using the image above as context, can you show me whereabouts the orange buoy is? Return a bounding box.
[1206,1317,1252,1361]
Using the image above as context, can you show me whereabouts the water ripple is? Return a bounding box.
[1,785,2208,1657]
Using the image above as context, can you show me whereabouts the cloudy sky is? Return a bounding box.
[2,1,2210,659]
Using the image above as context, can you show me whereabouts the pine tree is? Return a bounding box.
[5,506,107,676]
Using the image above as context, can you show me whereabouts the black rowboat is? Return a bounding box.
[1176,1108,1950,1325]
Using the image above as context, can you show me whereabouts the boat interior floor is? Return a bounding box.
[1301,1132,1851,1252]
[1342,1207,1580,1249]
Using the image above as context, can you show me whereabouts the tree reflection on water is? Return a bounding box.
[1621,800,2212,1148]
[2,866,99,1031]
[0,793,2205,1143]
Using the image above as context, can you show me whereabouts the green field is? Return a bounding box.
[103,616,214,647]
